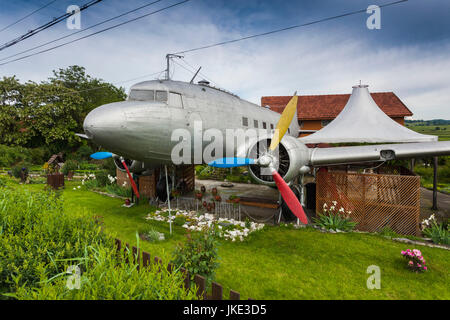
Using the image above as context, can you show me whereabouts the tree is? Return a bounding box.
[0,66,127,152]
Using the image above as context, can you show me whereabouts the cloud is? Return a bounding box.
[0,0,448,120]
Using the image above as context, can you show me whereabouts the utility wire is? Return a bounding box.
[0,0,103,52]
[173,0,408,55]
[0,0,59,34]
[0,0,190,67]
[0,0,165,63]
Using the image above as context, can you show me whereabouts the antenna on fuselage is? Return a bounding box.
[189,66,202,84]
[165,53,183,80]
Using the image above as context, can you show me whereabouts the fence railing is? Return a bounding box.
[114,238,248,300]
[316,171,421,235]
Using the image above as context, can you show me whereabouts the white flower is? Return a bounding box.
[332,201,337,206]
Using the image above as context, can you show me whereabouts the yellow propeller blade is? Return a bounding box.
[269,92,298,151]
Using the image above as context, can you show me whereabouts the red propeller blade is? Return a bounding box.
[271,170,308,224]
[121,159,140,199]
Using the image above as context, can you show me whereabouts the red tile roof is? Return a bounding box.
[261,92,413,120]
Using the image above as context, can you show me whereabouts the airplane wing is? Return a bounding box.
[309,141,450,166]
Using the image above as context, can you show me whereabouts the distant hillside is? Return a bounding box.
[406,119,450,126]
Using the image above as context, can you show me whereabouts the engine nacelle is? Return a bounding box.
[112,155,145,174]
[247,135,310,186]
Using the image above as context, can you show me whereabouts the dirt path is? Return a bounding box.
[420,187,450,221]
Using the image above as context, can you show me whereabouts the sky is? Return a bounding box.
[0,0,449,120]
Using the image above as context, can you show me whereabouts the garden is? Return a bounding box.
[1,175,449,300]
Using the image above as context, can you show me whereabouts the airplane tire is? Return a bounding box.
[280,185,303,222]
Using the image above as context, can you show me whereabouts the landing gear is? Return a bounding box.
[277,176,308,224]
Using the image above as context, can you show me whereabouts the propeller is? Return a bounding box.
[207,92,308,224]
[90,152,140,199]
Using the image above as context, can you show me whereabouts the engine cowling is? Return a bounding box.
[247,135,310,186]
[112,155,145,174]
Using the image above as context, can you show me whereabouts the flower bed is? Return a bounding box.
[145,208,265,241]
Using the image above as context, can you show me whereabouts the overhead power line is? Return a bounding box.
[0,0,191,67]
[0,0,103,52]
[173,0,408,55]
[0,0,59,34]
[0,0,165,63]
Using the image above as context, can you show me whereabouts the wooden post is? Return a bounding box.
[194,274,206,299]
[229,290,240,300]
[410,158,415,173]
[432,156,438,210]
[211,282,223,300]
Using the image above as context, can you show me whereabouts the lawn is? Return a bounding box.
[18,181,450,299]
[406,124,450,141]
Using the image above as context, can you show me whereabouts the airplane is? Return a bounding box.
[82,78,450,224]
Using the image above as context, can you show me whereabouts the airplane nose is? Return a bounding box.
[83,103,126,142]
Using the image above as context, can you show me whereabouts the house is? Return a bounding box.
[261,92,413,137]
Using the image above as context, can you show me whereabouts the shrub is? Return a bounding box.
[0,188,108,293]
[314,201,357,232]
[10,244,197,300]
[172,227,220,286]
[105,184,131,198]
[421,215,449,245]
[11,162,31,179]
[95,170,109,187]
[173,216,187,227]
[75,145,93,161]
[100,158,116,177]
[61,159,78,176]
[401,249,428,272]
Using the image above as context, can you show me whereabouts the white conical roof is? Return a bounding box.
[299,85,437,144]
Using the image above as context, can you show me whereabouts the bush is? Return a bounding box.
[10,244,197,300]
[0,188,109,293]
[11,162,32,179]
[401,249,428,272]
[172,227,220,286]
[75,145,93,161]
[421,215,449,245]
[105,184,131,198]
[95,170,109,187]
[100,158,116,177]
[314,202,357,232]
[61,159,78,176]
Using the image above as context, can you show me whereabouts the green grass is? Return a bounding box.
[16,181,450,299]
[406,124,450,141]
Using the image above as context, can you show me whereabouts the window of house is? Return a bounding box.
[129,89,155,101]
[254,120,258,128]
[321,120,332,127]
[270,124,274,130]
[288,128,290,134]
[242,117,248,126]
[156,90,168,102]
[299,121,304,129]
[262,122,267,129]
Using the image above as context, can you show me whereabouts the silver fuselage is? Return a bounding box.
[83,80,296,165]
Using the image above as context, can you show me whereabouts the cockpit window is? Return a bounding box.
[156,90,168,102]
[129,89,154,101]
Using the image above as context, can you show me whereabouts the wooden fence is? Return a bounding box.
[316,171,421,236]
[114,238,248,300]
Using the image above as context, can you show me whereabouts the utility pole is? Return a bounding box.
[165,54,183,80]
[432,156,438,210]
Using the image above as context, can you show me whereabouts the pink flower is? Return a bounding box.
[401,251,405,255]
[423,266,427,270]
[417,263,421,267]
[408,261,413,265]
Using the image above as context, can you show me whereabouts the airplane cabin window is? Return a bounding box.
[156,90,168,102]
[129,89,155,101]
[169,92,183,108]
[242,117,248,126]
[254,120,258,128]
